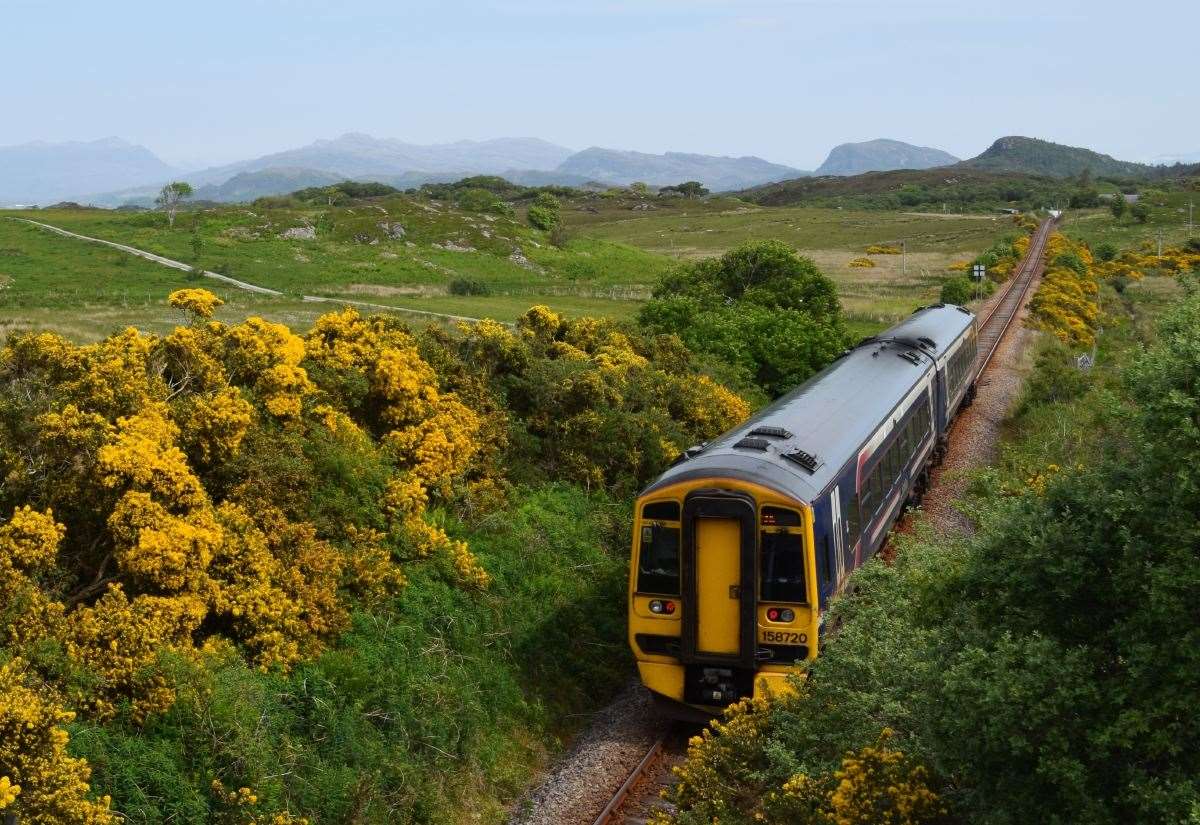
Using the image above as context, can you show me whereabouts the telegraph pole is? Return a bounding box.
[901,239,907,276]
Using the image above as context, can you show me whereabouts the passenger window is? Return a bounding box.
[637,523,680,595]
[760,530,806,603]
[846,492,861,546]
[642,501,679,521]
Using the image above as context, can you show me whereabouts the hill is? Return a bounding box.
[958,135,1151,178]
[815,138,959,176]
[556,147,807,191]
[190,133,575,184]
[736,167,1074,211]
[193,167,346,202]
[0,137,176,205]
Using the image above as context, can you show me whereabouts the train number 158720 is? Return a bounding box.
[760,630,807,644]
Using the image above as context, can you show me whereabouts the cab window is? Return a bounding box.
[760,508,807,603]
[637,502,680,595]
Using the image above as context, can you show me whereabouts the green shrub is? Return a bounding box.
[448,278,491,296]
[939,276,973,304]
[639,240,847,397]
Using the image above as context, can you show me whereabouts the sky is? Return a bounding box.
[3,0,1197,169]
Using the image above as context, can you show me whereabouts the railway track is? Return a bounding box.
[591,727,689,825]
[590,217,1056,825]
[973,217,1054,375]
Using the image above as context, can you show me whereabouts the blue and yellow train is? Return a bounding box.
[628,303,979,717]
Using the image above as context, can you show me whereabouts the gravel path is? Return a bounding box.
[508,683,667,825]
[920,274,1042,534]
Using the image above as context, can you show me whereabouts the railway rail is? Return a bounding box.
[973,217,1054,375]
[593,216,1055,825]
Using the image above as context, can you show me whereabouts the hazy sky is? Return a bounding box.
[4,0,1196,169]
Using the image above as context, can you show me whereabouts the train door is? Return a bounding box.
[830,487,847,583]
[680,491,757,670]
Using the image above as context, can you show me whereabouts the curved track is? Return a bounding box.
[596,217,1056,825]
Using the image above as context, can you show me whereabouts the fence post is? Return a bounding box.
[6,811,18,825]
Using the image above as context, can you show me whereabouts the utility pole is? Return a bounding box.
[1189,200,1194,234]
[1157,231,1163,257]
[901,239,907,276]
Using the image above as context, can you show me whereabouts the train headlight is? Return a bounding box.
[649,599,676,615]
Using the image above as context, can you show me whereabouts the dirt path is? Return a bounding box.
[9,217,501,326]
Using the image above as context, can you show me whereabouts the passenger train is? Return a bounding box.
[628,302,979,718]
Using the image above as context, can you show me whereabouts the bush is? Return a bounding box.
[639,241,847,397]
[448,278,491,296]
[527,205,559,231]
[939,277,973,304]
[1095,241,1119,262]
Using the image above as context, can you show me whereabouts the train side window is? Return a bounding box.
[871,471,884,510]
[760,530,806,603]
[859,471,874,516]
[846,492,861,546]
[636,522,680,595]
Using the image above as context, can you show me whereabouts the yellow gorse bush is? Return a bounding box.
[0,290,490,717]
[0,289,749,819]
[169,287,225,319]
[0,658,116,823]
[657,698,945,825]
[1029,232,1100,348]
[865,244,901,255]
[848,257,876,268]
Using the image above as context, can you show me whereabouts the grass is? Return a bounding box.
[1059,190,1199,250]
[3,193,1019,341]
[566,201,1017,330]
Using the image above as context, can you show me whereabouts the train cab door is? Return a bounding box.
[830,487,848,579]
[680,491,757,671]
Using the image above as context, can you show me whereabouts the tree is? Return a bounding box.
[663,181,709,199]
[1095,241,1119,262]
[1130,201,1151,223]
[527,192,561,231]
[1108,195,1127,219]
[155,181,193,228]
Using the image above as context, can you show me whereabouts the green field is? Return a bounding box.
[565,198,1018,329]
[1059,189,1198,249]
[2,192,1022,341]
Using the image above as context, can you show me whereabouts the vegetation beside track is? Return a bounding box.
[656,266,1200,823]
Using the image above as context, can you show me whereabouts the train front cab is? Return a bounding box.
[628,476,819,719]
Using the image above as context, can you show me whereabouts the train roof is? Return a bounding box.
[642,304,975,504]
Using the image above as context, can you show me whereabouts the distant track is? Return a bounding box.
[972,217,1053,376]
[7,217,501,326]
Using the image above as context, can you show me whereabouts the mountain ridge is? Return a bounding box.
[815,138,959,176]
[956,136,1151,178]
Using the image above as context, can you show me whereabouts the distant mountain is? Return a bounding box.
[193,168,346,202]
[0,137,176,205]
[555,147,807,191]
[815,139,959,176]
[187,133,576,187]
[958,136,1151,179]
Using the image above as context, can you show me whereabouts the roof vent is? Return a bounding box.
[748,426,793,439]
[917,336,936,349]
[734,437,770,451]
[956,305,971,315]
[782,449,821,473]
[669,442,708,466]
[898,351,921,365]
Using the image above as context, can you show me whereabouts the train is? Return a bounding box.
[627,302,979,719]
